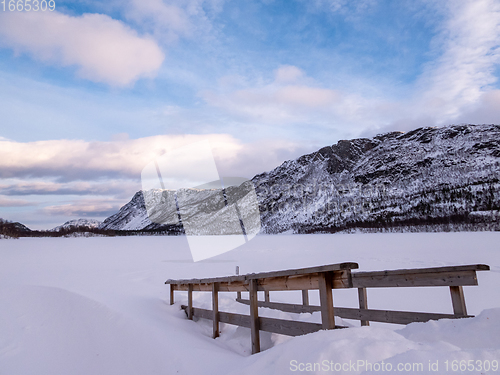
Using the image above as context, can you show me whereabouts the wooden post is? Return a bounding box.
[450,286,467,316]
[187,284,193,320]
[170,284,175,305]
[318,272,335,329]
[301,290,309,306]
[264,291,270,302]
[212,283,219,338]
[358,287,369,326]
[249,279,261,354]
[236,266,241,300]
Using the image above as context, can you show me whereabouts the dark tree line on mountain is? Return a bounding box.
[0,219,184,239]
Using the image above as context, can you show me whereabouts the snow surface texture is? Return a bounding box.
[98,124,500,233]
[0,232,499,374]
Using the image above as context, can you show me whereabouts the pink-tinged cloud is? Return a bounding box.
[0,11,164,86]
[40,200,121,217]
[0,134,310,182]
[0,196,37,207]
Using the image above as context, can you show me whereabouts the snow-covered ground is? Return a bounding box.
[0,232,499,374]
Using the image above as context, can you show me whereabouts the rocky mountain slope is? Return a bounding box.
[99,124,500,233]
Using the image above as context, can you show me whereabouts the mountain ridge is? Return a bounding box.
[91,124,500,233]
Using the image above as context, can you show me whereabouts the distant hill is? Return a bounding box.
[50,219,102,232]
[0,219,31,238]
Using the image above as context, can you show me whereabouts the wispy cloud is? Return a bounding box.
[414,0,500,124]
[200,65,381,136]
[0,196,38,207]
[0,134,308,182]
[0,11,164,86]
[40,199,121,217]
[0,180,140,198]
[200,0,500,136]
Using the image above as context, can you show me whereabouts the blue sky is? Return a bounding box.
[0,0,500,229]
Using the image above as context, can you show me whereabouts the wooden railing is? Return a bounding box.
[165,263,489,354]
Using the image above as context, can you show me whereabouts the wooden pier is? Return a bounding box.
[165,263,489,354]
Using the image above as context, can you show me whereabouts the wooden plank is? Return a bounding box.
[174,281,248,292]
[170,284,175,305]
[245,262,359,280]
[358,288,369,326]
[264,291,270,302]
[333,307,473,325]
[172,271,352,292]
[212,283,219,338]
[450,286,468,316]
[187,284,193,320]
[318,272,335,329]
[165,262,359,286]
[181,306,330,336]
[354,264,489,277]
[249,279,260,354]
[352,270,480,288]
[165,264,487,287]
[236,298,319,314]
[234,300,473,325]
[259,316,323,336]
[302,290,309,306]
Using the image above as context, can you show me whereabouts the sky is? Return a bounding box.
[0,0,500,229]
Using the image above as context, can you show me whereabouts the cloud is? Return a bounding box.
[456,90,500,124]
[275,65,304,83]
[40,200,121,217]
[200,65,375,132]
[123,0,223,43]
[201,0,500,136]
[0,11,164,86]
[0,134,309,182]
[413,0,500,124]
[124,0,192,42]
[0,196,37,207]
[304,0,377,15]
[0,180,140,198]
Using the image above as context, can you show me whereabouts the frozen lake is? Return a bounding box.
[1,232,499,374]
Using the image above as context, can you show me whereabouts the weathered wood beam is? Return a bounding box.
[236,298,318,314]
[318,272,335,329]
[264,291,270,302]
[212,283,219,338]
[249,279,260,354]
[187,284,193,320]
[235,299,473,325]
[450,285,468,316]
[352,270,479,288]
[165,262,359,286]
[171,270,352,292]
[302,290,309,306]
[358,288,369,326]
[181,306,332,336]
[333,307,473,325]
[170,284,175,305]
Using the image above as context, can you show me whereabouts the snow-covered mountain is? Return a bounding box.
[98,192,166,231]
[51,219,102,232]
[100,124,500,233]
